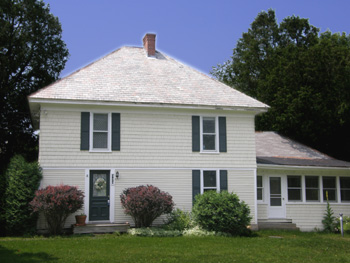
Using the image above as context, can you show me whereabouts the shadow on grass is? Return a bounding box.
[0,245,58,263]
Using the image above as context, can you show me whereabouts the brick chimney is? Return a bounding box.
[143,33,156,57]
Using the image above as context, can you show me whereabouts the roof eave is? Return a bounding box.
[257,163,350,171]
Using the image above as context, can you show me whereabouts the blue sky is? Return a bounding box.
[44,0,350,78]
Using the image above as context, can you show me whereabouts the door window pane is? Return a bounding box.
[270,177,281,207]
[93,173,107,197]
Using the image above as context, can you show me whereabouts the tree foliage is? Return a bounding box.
[212,9,350,161]
[120,185,174,228]
[0,0,68,171]
[0,0,68,235]
[3,155,42,236]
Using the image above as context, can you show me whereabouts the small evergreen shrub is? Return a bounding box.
[120,185,174,228]
[163,208,193,231]
[322,193,336,233]
[30,185,84,235]
[192,191,251,236]
[3,155,42,236]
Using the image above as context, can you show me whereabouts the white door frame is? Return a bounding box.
[84,168,115,223]
[268,175,286,219]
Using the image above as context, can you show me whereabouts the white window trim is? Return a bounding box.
[89,112,112,152]
[200,169,220,194]
[200,116,219,153]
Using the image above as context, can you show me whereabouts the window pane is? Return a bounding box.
[203,135,215,150]
[270,198,281,206]
[204,171,216,187]
[305,176,318,188]
[340,177,350,189]
[257,189,262,200]
[92,173,107,197]
[341,190,350,202]
[257,176,262,187]
[288,176,301,187]
[306,189,319,201]
[203,117,215,133]
[93,132,107,148]
[323,190,336,201]
[288,189,301,201]
[94,114,108,131]
[323,177,336,188]
[270,177,281,195]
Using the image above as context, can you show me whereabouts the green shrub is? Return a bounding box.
[163,208,193,231]
[128,227,182,237]
[3,155,42,236]
[192,191,251,236]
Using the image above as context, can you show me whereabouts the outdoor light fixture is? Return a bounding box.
[116,171,119,180]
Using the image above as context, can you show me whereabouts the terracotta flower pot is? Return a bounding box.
[75,215,87,226]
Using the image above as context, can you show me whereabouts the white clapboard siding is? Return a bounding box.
[114,169,192,225]
[38,106,257,169]
[257,204,268,220]
[228,169,256,222]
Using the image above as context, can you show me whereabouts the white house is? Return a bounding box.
[28,34,350,231]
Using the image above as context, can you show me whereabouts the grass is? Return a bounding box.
[0,231,349,262]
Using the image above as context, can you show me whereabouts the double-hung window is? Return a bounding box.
[305,176,319,201]
[201,117,218,152]
[91,113,111,151]
[287,176,302,201]
[201,170,219,193]
[322,177,337,202]
[340,177,350,202]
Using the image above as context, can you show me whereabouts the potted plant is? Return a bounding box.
[75,213,87,226]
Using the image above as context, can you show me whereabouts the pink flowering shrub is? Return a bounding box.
[120,185,174,227]
[30,185,84,235]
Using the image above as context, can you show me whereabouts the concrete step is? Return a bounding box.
[73,223,130,234]
[258,220,299,231]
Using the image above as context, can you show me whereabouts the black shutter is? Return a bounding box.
[192,170,200,205]
[81,112,90,150]
[220,170,228,192]
[219,117,227,152]
[112,113,120,151]
[192,116,200,152]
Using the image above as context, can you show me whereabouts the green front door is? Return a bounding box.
[90,170,110,221]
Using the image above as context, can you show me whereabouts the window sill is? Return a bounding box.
[200,151,220,154]
[89,150,112,153]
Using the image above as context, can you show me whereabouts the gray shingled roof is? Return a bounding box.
[29,47,268,109]
[256,131,350,168]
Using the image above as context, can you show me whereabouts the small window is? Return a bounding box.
[257,176,263,201]
[305,176,319,201]
[322,177,337,202]
[340,177,350,202]
[92,113,110,150]
[201,117,217,152]
[202,170,218,193]
[288,176,302,201]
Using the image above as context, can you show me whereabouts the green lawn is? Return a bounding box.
[0,231,349,263]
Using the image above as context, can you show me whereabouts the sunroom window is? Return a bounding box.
[322,177,337,202]
[257,176,263,201]
[305,176,319,201]
[288,176,302,201]
[340,177,350,202]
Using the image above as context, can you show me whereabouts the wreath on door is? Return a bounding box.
[95,178,106,190]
